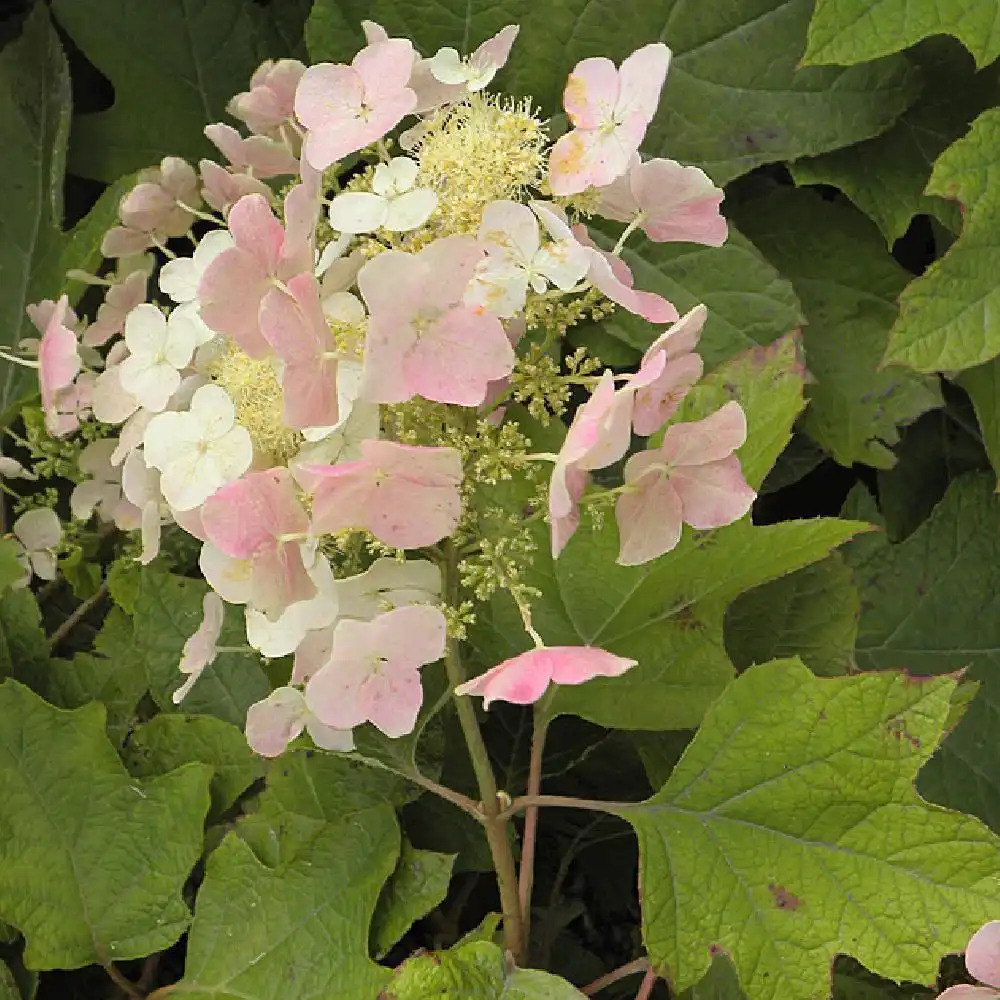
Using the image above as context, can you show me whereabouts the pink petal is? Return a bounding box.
[228,193,285,273]
[403,306,515,406]
[197,247,270,356]
[630,160,727,246]
[671,455,756,531]
[547,646,637,684]
[633,353,704,436]
[454,653,555,709]
[355,38,416,99]
[360,664,424,737]
[660,401,747,466]
[585,240,678,323]
[967,922,1000,989]
[368,603,447,668]
[936,989,1000,999]
[308,440,463,549]
[471,24,519,74]
[642,304,708,364]
[245,687,307,757]
[617,43,671,123]
[38,297,81,410]
[616,454,683,565]
[563,57,619,129]
[550,464,587,558]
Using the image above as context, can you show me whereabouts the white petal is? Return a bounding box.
[138,501,162,564]
[189,384,237,439]
[305,715,355,752]
[208,425,254,481]
[164,309,199,368]
[373,157,419,197]
[429,47,469,85]
[315,233,352,276]
[118,356,181,413]
[328,192,388,234]
[200,543,254,604]
[161,450,218,511]
[383,189,438,232]
[121,448,161,507]
[13,508,61,551]
[123,303,168,356]
[158,257,200,303]
[143,411,196,472]
[30,551,58,581]
[70,481,107,521]
[246,606,310,658]
[535,239,591,290]
[322,291,366,326]
[171,300,216,348]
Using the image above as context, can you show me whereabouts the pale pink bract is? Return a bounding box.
[295,39,418,170]
[358,235,515,406]
[455,646,637,708]
[548,43,671,196]
[303,439,463,550]
[306,604,447,738]
[615,401,756,565]
[201,467,316,616]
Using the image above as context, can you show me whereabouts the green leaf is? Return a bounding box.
[371,840,455,959]
[573,226,802,373]
[128,566,269,726]
[0,543,25,595]
[308,0,920,184]
[847,473,1000,832]
[724,555,860,677]
[50,0,312,182]
[791,41,993,245]
[0,963,19,1000]
[958,358,1000,486]
[617,659,1000,999]
[387,939,586,998]
[471,338,865,729]
[0,7,129,406]
[735,189,941,468]
[832,959,935,1000]
[173,751,399,1000]
[31,608,146,745]
[803,0,1000,68]
[124,714,265,822]
[0,590,47,686]
[885,107,1000,372]
[875,408,988,541]
[678,957,746,1000]
[0,680,210,970]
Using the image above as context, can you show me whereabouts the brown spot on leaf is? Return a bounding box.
[767,883,801,910]
[886,716,921,750]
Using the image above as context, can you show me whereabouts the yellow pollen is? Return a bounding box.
[415,93,548,237]
[202,342,301,463]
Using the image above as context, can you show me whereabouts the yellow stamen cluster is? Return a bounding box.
[416,94,548,236]
[203,342,301,462]
[523,285,614,335]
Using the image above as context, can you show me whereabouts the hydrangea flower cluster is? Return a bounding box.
[26,23,753,755]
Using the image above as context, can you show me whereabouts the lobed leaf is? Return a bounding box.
[619,659,1000,999]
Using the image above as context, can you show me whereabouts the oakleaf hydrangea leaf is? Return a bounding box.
[0,680,211,970]
[0,6,129,404]
[124,714,265,821]
[173,753,401,1000]
[884,107,1000,372]
[387,939,586,998]
[50,0,312,181]
[736,189,941,468]
[617,658,1000,999]
[725,555,860,677]
[791,42,992,246]
[371,840,456,959]
[803,0,1000,69]
[307,0,920,183]
[847,473,1000,832]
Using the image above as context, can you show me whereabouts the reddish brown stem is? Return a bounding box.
[517,710,549,950]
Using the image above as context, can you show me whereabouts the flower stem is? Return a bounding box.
[498,792,634,821]
[635,967,658,1000]
[516,702,550,953]
[582,957,650,996]
[443,540,525,959]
